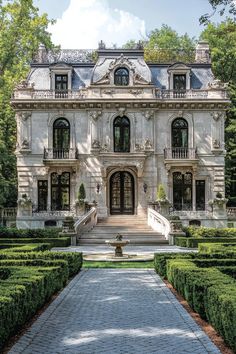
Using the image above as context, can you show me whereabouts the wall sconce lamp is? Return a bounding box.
[143,183,148,193]
[96,183,101,193]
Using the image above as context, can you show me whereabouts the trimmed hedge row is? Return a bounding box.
[154,253,236,278]
[0,251,83,277]
[0,243,51,252]
[184,226,236,238]
[198,243,236,256]
[166,259,236,351]
[175,237,236,248]
[0,264,68,349]
[0,227,61,238]
[0,237,70,247]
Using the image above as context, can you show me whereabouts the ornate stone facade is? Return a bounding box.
[12,43,229,228]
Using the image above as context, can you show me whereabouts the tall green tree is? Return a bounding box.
[122,25,196,63]
[201,19,236,204]
[0,0,54,207]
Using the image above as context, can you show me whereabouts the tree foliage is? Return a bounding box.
[201,19,236,204]
[0,0,54,207]
[122,25,196,63]
[200,0,236,23]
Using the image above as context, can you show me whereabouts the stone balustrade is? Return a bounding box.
[164,147,198,160]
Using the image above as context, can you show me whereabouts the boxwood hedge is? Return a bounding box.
[0,251,83,277]
[166,259,236,351]
[175,237,236,248]
[0,227,61,238]
[0,243,51,252]
[0,237,70,247]
[184,226,236,238]
[0,264,68,349]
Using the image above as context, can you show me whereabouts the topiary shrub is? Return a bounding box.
[157,184,167,201]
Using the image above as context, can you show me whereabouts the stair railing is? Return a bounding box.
[74,207,97,237]
[147,207,170,240]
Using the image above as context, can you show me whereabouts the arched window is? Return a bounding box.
[172,118,188,148]
[51,172,70,211]
[114,116,130,152]
[173,172,192,211]
[53,118,70,158]
[114,67,129,86]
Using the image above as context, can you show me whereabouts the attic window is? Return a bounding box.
[173,74,186,91]
[114,67,129,86]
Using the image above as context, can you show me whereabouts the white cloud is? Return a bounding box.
[48,0,146,49]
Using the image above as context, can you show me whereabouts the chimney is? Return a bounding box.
[195,41,211,64]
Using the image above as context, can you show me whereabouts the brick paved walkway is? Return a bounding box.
[9,269,220,354]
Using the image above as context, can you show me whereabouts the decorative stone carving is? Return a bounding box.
[89,110,102,121]
[129,89,142,96]
[98,40,106,49]
[20,112,31,121]
[144,139,153,150]
[133,73,150,85]
[135,143,144,152]
[213,139,220,149]
[101,144,109,152]
[211,111,223,121]
[21,139,29,149]
[117,107,126,117]
[92,139,101,149]
[208,80,228,90]
[103,89,115,95]
[16,81,34,90]
[143,110,155,120]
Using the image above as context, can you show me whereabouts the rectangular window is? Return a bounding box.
[196,180,205,210]
[38,180,48,211]
[173,74,186,98]
[55,74,68,97]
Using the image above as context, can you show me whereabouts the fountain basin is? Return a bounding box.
[105,239,130,257]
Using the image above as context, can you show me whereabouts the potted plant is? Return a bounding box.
[156,184,170,216]
[76,183,86,215]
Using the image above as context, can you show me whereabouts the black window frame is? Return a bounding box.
[51,172,70,211]
[114,67,129,86]
[196,180,206,211]
[113,116,130,153]
[171,118,188,148]
[38,180,48,211]
[173,172,193,211]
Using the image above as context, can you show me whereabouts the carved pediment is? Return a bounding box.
[167,62,191,72]
[93,54,151,86]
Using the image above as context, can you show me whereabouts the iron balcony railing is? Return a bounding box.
[43,148,79,160]
[164,147,197,160]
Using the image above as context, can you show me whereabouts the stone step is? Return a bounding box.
[78,238,168,245]
[80,234,164,239]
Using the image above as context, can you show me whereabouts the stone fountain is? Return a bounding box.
[105,233,130,257]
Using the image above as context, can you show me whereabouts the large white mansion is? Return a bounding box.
[12,41,229,229]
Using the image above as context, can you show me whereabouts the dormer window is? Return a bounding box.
[114,67,129,86]
[168,63,191,96]
[50,64,72,97]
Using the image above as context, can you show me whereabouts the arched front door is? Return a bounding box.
[110,171,134,214]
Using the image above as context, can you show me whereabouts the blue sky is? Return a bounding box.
[34,0,227,48]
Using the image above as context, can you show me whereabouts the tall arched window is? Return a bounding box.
[114,116,130,152]
[114,67,129,86]
[53,118,70,158]
[172,118,188,148]
[51,172,70,211]
[173,172,192,211]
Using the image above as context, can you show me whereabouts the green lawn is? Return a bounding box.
[83,261,154,268]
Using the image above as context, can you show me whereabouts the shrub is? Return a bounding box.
[184,226,236,239]
[0,227,61,239]
[0,237,71,247]
[0,243,51,252]
[157,184,167,201]
[175,237,236,248]
[0,251,83,277]
[78,183,86,201]
[166,259,236,351]
[0,264,68,349]
[198,243,236,256]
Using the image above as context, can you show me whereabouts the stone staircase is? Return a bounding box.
[78,215,168,245]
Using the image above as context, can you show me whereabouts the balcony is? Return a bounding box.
[164,147,198,167]
[156,89,228,100]
[43,148,79,165]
